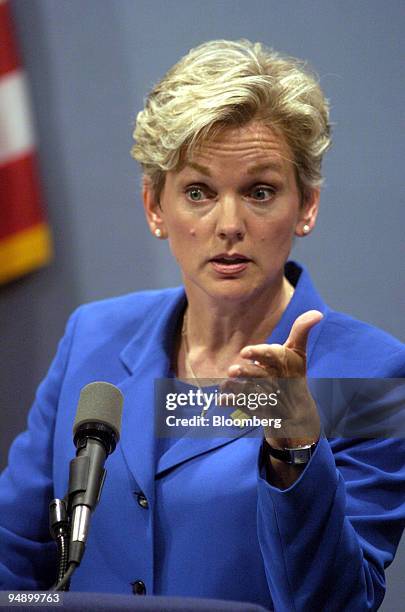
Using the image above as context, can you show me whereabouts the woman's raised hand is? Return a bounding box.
[222,310,324,449]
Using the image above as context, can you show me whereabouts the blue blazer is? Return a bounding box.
[1,262,404,611]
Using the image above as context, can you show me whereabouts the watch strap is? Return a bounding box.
[263,439,318,465]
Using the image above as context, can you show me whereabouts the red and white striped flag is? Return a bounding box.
[0,0,52,285]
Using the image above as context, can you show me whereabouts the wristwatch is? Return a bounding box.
[263,439,318,466]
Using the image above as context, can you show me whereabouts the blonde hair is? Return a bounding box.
[131,39,331,202]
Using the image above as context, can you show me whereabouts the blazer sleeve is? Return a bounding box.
[256,435,405,612]
[0,308,81,590]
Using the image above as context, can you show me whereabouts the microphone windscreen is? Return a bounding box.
[73,382,123,441]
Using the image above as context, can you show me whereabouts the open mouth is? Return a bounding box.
[210,253,251,264]
[209,254,251,274]
[212,257,249,264]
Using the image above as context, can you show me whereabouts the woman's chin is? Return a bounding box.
[196,278,268,304]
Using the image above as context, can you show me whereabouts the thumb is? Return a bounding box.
[284,310,324,355]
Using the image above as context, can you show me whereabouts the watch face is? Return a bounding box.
[289,442,317,465]
[290,448,312,464]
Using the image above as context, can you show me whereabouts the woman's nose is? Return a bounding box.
[215,197,246,241]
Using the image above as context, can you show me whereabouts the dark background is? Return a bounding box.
[1,1,404,608]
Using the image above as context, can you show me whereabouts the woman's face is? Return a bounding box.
[144,121,319,305]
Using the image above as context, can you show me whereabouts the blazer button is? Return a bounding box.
[136,492,149,509]
[132,580,146,595]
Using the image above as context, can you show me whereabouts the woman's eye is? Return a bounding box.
[250,186,276,202]
[185,186,209,202]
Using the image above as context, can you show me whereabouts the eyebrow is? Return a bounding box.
[185,161,212,176]
[246,162,284,175]
[184,160,284,177]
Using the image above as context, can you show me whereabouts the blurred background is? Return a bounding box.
[0,1,404,608]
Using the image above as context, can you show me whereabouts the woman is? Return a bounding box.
[0,40,404,610]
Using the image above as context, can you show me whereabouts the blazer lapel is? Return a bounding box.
[117,288,185,501]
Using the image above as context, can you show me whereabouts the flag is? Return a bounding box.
[0,0,52,285]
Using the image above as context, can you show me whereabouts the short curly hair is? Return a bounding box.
[131,39,331,202]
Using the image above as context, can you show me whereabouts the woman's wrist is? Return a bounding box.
[264,451,306,489]
[262,437,319,489]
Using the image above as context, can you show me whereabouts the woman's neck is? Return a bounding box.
[177,276,294,379]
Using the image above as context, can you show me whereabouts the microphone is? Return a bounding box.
[67,382,123,567]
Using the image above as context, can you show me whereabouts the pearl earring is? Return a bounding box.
[303,224,310,235]
[154,228,162,238]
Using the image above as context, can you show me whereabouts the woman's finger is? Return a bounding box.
[284,310,323,354]
[240,344,286,371]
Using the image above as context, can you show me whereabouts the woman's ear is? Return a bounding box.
[143,177,167,239]
[295,188,320,237]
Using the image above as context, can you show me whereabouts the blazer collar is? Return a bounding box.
[120,286,187,375]
[268,261,327,360]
